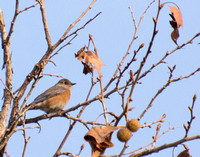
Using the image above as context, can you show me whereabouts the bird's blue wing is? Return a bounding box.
[30,86,66,104]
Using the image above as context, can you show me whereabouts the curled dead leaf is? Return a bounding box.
[84,126,118,157]
[75,47,104,76]
[171,28,179,45]
[169,6,183,28]
[84,126,118,144]
[177,150,191,157]
[85,51,104,75]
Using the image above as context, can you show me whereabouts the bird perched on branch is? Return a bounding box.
[29,79,75,113]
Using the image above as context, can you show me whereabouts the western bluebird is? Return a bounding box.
[29,79,75,113]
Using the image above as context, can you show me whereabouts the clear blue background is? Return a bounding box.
[0,0,200,156]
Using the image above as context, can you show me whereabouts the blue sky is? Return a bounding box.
[0,0,200,157]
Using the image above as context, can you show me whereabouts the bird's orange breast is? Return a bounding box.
[45,89,71,110]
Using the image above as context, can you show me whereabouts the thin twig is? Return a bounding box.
[41,73,63,78]
[37,0,52,47]
[140,114,166,128]
[50,12,101,59]
[138,67,200,120]
[124,125,176,155]
[19,68,43,113]
[54,0,98,48]
[184,94,197,137]
[115,44,142,89]
[4,145,10,157]
[139,32,200,80]
[44,59,57,66]
[89,34,98,56]
[50,34,77,59]
[18,2,39,14]
[15,126,40,132]
[103,0,155,93]
[20,117,31,157]
[63,12,101,43]
[99,71,108,124]
[134,0,161,84]
[119,142,128,157]
[152,124,161,148]
[6,0,19,44]
[7,1,39,44]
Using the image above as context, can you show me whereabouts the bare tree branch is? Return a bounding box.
[138,67,200,120]
[139,32,200,80]
[0,9,13,155]
[129,135,200,157]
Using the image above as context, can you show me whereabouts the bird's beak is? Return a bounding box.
[72,83,76,86]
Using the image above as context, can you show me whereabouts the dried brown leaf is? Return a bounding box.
[84,126,118,154]
[84,126,117,144]
[169,20,178,29]
[75,47,86,61]
[171,28,179,45]
[75,48,104,76]
[85,51,104,76]
[177,150,191,157]
[169,6,183,28]
[85,136,100,157]
[92,150,99,157]
[82,62,93,75]
[96,137,114,151]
